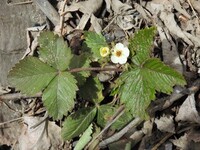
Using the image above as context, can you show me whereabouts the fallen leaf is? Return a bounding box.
[18,116,62,150]
[171,133,188,150]
[175,94,200,123]
[155,115,175,133]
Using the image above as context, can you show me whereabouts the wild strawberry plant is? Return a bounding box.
[8,27,186,146]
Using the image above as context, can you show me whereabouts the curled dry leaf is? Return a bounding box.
[147,0,200,48]
[155,115,175,133]
[171,133,188,150]
[63,0,103,33]
[175,94,200,124]
[151,1,193,46]
[109,0,136,30]
[0,86,10,95]
[142,120,153,136]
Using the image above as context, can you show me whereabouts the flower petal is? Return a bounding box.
[118,56,127,64]
[123,47,130,57]
[114,43,124,51]
[111,55,119,64]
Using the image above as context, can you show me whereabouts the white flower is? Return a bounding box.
[100,47,110,57]
[111,43,130,64]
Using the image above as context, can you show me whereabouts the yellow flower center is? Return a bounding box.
[100,47,110,57]
[116,50,122,57]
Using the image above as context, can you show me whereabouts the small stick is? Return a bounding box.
[0,117,23,126]
[102,15,117,32]
[149,78,200,114]
[85,105,125,149]
[7,0,32,5]
[186,0,199,18]
[59,0,68,35]
[0,92,41,101]
[162,79,200,109]
[99,117,142,148]
[30,111,48,129]
[151,132,173,150]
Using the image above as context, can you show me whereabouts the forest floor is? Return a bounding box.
[0,0,200,150]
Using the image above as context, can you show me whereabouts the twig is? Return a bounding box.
[33,0,60,26]
[151,132,173,150]
[99,117,143,148]
[2,101,21,114]
[30,111,49,129]
[0,117,23,126]
[186,0,199,18]
[1,67,122,101]
[7,0,32,5]
[59,0,68,35]
[69,67,123,73]
[162,78,200,109]
[149,78,200,114]
[102,15,117,32]
[0,92,41,101]
[85,105,125,149]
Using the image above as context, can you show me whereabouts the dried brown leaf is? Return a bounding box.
[155,115,175,133]
[18,116,62,150]
[175,94,200,123]
[171,134,188,150]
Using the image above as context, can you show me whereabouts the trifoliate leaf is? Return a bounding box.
[42,72,78,120]
[74,124,93,150]
[78,77,104,104]
[129,27,157,65]
[38,31,72,71]
[111,111,133,130]
[84,31,108,60]
[8,57,57,95]
[62,107,97,140]
[119,58,186,118]
[69,54,91,86]
[97,105,116,127]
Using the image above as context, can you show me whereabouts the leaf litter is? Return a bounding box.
[1,0,200,150]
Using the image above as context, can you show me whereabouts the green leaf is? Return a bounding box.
[84,31,108,60]
[97,105,134,130]
[119,58,186,118]
[69,54,91,86]
[142,59,186,93]
[97,105,116,127]
[62,107,97,140]
[129,27,157,65]
[111,111,133,130]
[119,68,154,119]
[8,57,57,95]
[74,124,93,150]
[38,31,72,71]
[78,77,104,104]
[42,72,78,120]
